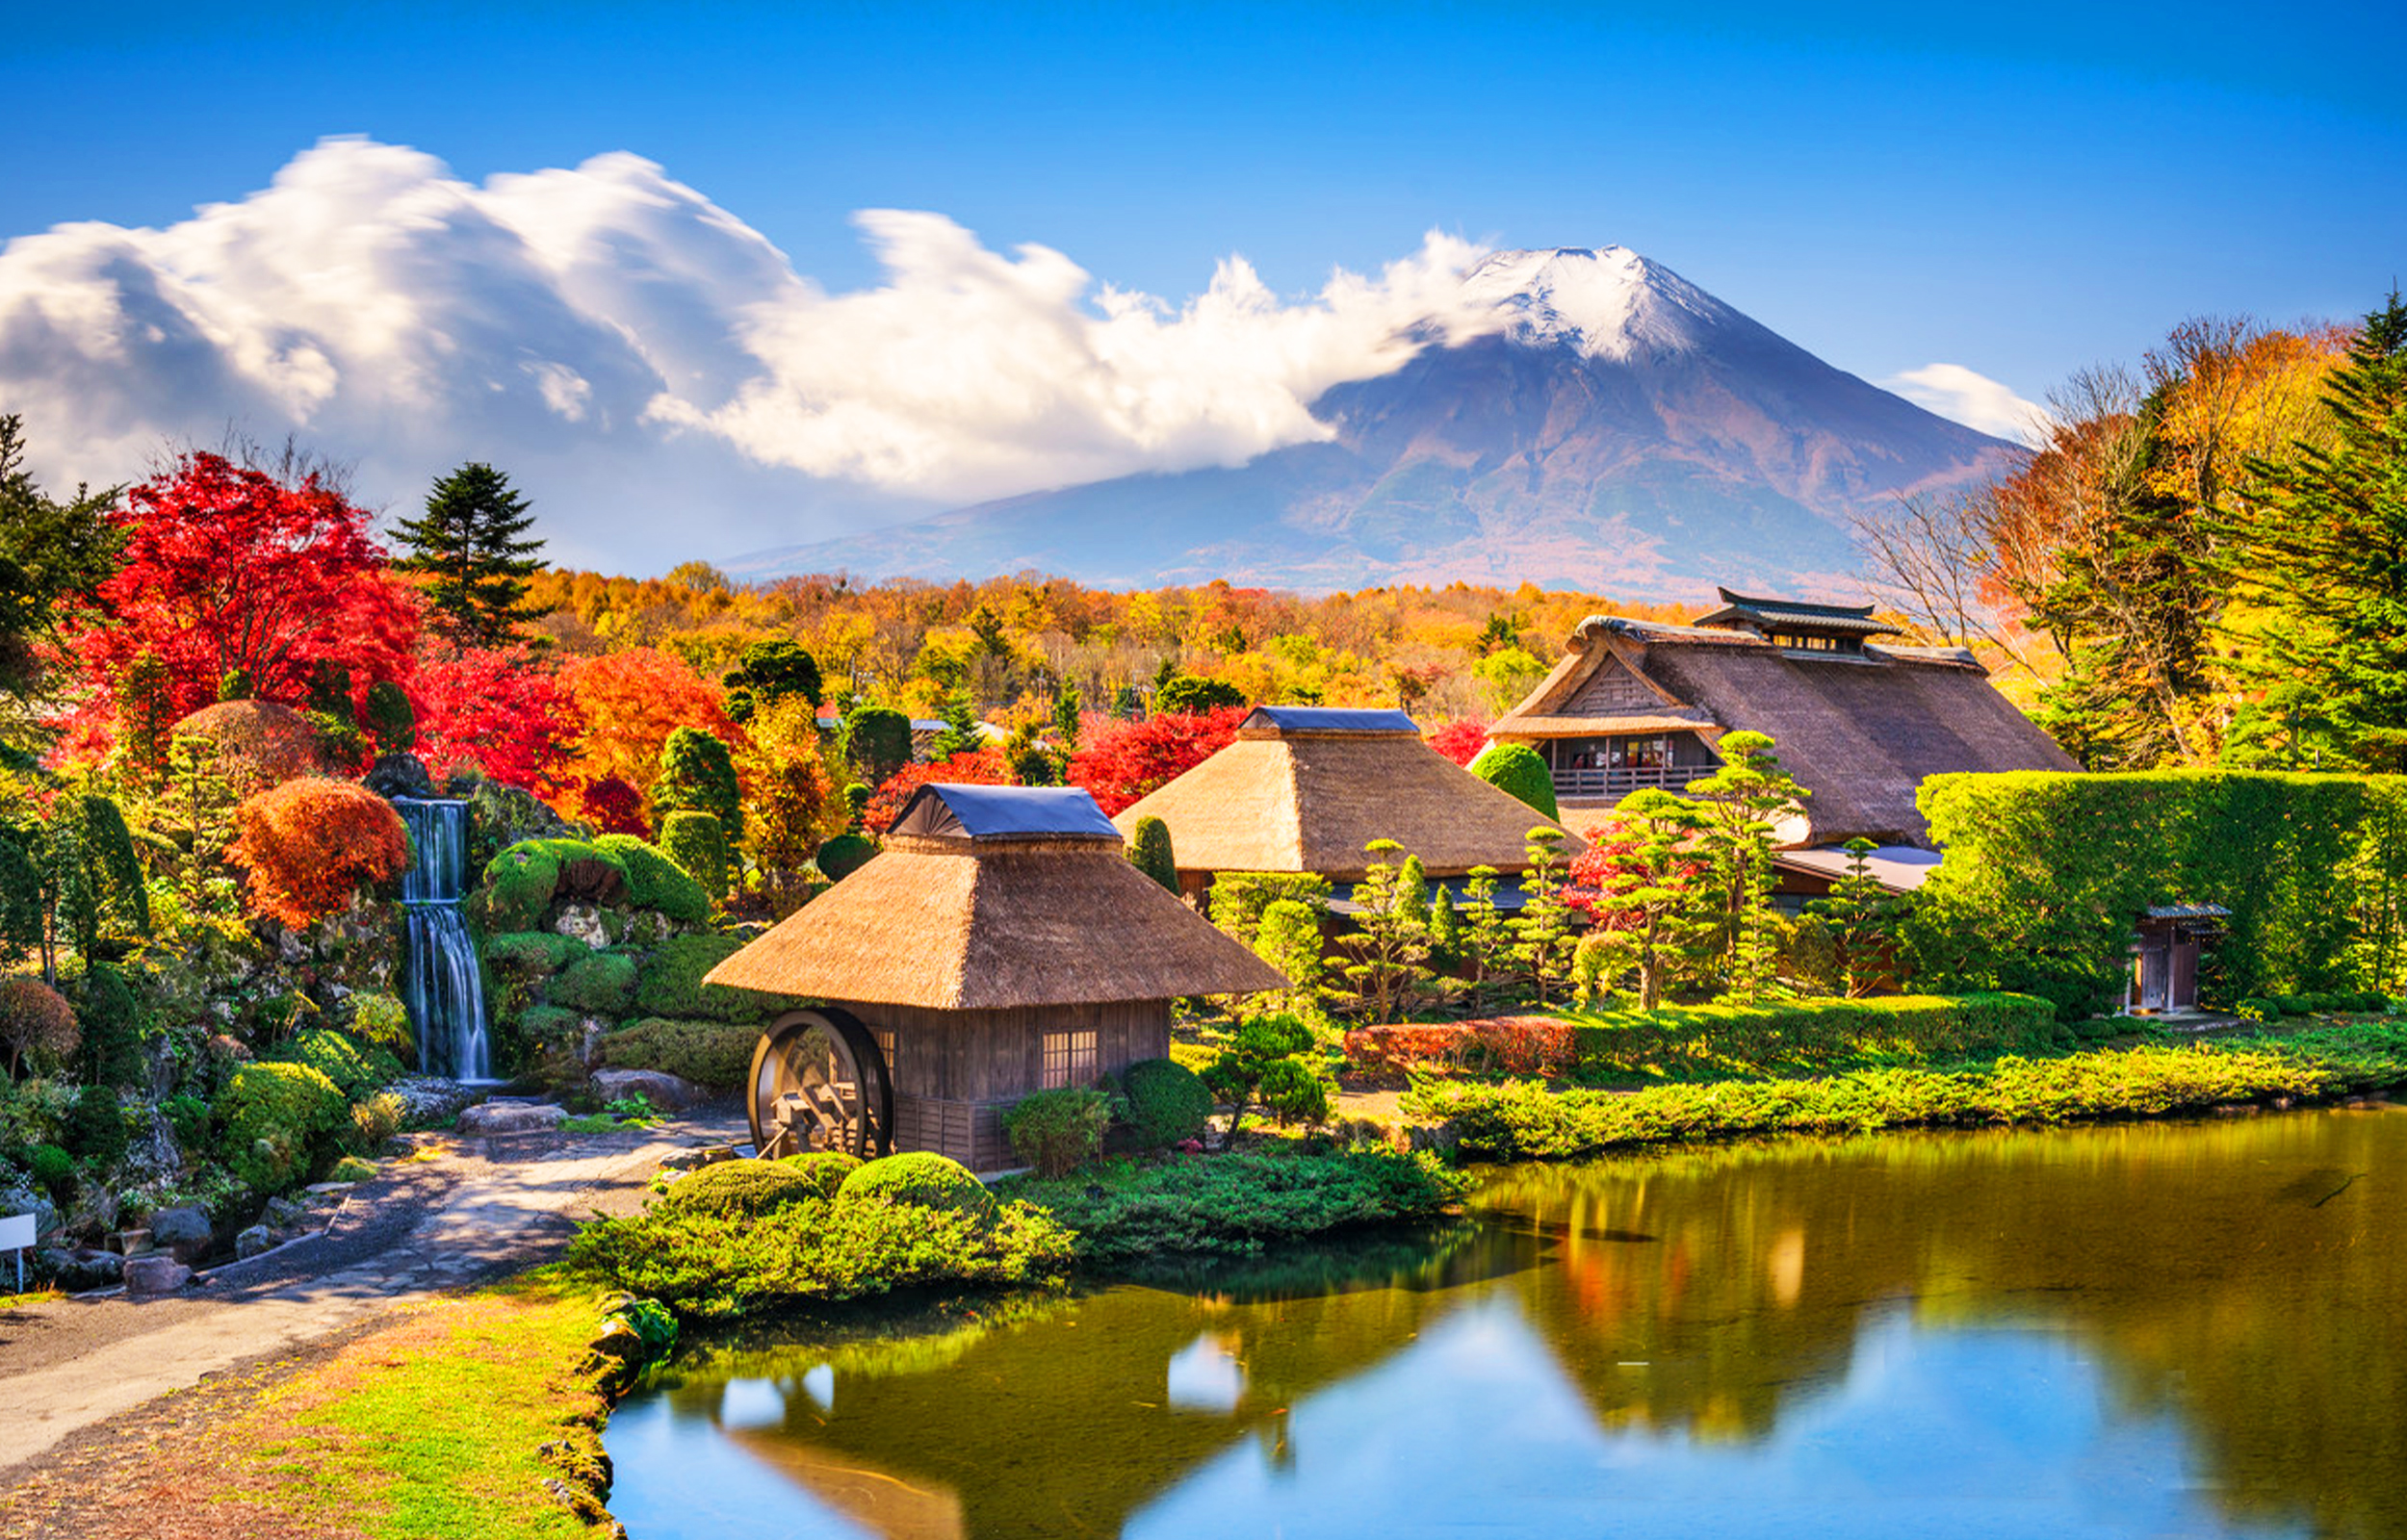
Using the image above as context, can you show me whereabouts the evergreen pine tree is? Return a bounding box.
[2228,293,2407,769]
[1128,815,1179,893]
[393,462,552,648]
[929,689,984,761]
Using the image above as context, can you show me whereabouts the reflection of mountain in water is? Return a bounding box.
[619,1110,2407,1540]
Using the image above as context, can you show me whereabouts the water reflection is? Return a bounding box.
[607,1107,2404,1540]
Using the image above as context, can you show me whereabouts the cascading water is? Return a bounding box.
[393,797,494,1083]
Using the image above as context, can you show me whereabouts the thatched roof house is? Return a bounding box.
[1110,706,1579,896]
[1489,592,2076,847]
[707,783,1281,1169]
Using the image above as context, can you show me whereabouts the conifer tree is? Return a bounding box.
[2228,293,2407,769]
[393,462,551,647]
[1343,839,1434,1021]
[929,688,984,761]
[653,727,742,845]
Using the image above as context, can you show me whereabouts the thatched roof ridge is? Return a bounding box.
[703,836,1286,1011]
[1112,716,1581,881]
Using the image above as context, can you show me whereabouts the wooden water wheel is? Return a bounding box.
[747,1009,893,1160]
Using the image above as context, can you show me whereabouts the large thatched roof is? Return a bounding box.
[705,783,1284,1010]
[1110,705,1579,882]
[1492,614,2077,843]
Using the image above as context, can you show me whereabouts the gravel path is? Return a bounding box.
[0,1106,744,1482]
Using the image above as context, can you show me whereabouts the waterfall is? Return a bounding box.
[392,798,494,1083]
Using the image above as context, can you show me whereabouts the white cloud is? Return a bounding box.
[0,138,1496,570]
[1882,363,2048,445]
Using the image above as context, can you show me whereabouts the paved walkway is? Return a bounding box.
[0,1114,740,1479]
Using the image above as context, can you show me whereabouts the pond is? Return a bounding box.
[605,1106,2406,1539]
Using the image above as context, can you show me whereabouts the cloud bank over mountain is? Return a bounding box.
[0,137,2026,573]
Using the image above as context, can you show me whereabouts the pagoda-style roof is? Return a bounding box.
[1691,589,1901,639]
[1113,705,1578,881]
[705,784,1284,1010]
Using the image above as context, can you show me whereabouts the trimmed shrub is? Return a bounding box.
[1127,815,1178,892]
[600,1018,758,1089]
[75,962,146,1091]
[64,1084,127,1166]
[1118,1058,1212,1148]
[215,1061,349,1193]
[274,1027,403,1102]
[815,832,876,882]
[0,976,79,1077]
[228,777,410,929]
[1004,1087,1112,1176]
[551,951,639,1015]
[594,834,712,925]
[837,1152,994,1216]
[1469,742,1559,820]
[28,1143,74,1204]
[777,1150,863,1199]
[655,1159,823,1220]
[161,1093,211,1151]
[1564,992,2058,1076]
[479,842,562,932]
[660,811,728,902]
[633,934,751,1022]
[1155,674,1245,714]
[841,706,913,786]
[1002,1148,1470,1261]
[482,931,586,979]
[653,727,743,845]
[1206,872,1331,944]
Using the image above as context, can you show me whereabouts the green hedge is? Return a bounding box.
[594,834,712,924]
[1571,992,2058,1075]
[599,1017,758,1088]
[1910,770,2407,1019]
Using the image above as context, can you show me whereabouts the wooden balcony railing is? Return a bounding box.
[1549,763,1691,800]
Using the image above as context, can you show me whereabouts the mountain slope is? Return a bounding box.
[734,247,2014,597]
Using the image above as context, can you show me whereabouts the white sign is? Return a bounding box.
[0,1212,33,1250]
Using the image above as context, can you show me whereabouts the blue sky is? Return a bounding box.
[2,2,2400,569]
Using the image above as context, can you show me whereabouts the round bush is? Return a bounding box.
[274,1027,402,1102]
[777,1149,864,1199]
[594,834,712,925]
[599,1018,759,1089]
[215,1061,349,1194]
[1120,1058,1213,1148]
[837,1152,993,1216]
[1004,1087,1111,1176]
[479,842,562,932]
[660,811,729,902]
[655,1158,823,1220]
[815,832,876,882]
[0,976,78,1075]
[1469,741,1559,820]
[28,1142,74,1203]
[550,951,639,1015]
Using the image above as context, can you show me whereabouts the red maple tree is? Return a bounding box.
[1066,706,1246,815]
[72,453,418,724]
[863,747,1011,833]
[1425,716,1489,766]
[410,645,580,795]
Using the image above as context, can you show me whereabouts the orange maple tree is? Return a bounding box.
[227,778,410,929]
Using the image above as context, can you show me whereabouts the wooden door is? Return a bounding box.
[2136,938,2171,1011]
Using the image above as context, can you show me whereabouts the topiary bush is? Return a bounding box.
[777,1149,863,1198]
[531,837,630,906]
[815,831,877,882]
[1118,1057,1213,1148]
[660,811,728,902]
[64,1084,127,1166]
[1127,815,1178,892]
[1469,741,1559,820]
[653,727,743,845]
[837,1151,994,1216]
[1004,1087,1112,1176]
[841,706,913,786]
[74,962,146,1091]
[482,931,586,979]
[633,934,751,1022]
[0,976,79,1079]
[599,1018,759,1089]
[273,1027,403,1102]
[479,841,562,933]
[594,834,712,925]
[654,1158,823,1220]
[227,777,411,929]
[551,951,639,1015]
[215,1061,349,1193]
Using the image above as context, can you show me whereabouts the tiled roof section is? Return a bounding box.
[888,783,1122,842]
[1692,589,1899,637]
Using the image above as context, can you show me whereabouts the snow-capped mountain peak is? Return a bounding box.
[1455,245,1738,360]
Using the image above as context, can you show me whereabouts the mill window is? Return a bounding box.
[1042,1029,1098,1089]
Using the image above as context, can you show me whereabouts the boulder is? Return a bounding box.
[591,1067,703,1113]
[458,1100,569,1136]
[149,1205,214,1264]
[123,1254,193,1296]
[2,1182,57,1244]
[552,902,613,952]
[39,1247,122,1291]
[363,752,437,801]
[235,1223,276,1260]
[388,1075,476,1127]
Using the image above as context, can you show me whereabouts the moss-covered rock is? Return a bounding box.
[518,1004,590,1053]
[631,934,750,1022]
[551,951,638,1016]
[595,834,712,926]
[533,837,630,906]
[478,843,560,933]
[837,1152,993,1216]
[598,1017,758,1089]
[482,931,586,979]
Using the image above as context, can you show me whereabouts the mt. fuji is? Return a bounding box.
[736,246,2016,597]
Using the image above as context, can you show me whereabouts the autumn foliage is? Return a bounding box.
[72,453,418,725]
[1425,717,1489,766]
[1066,706,1247,815]
[864,747,1011,833]
[1342,1017,1576,1076]
[228,777,410,929]
[557,647,737,804]
[410,644,578,794]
